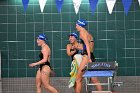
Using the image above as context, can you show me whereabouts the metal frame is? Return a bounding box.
[83,62,118,93]
[84,76,114,93]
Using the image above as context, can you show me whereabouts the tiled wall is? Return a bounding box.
[0,0,140,77]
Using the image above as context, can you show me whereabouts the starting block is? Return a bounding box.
[83,61,122,93]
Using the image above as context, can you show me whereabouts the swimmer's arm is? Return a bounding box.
[29,49,49,67]
[66,44,76,56]
[90,37,94,52]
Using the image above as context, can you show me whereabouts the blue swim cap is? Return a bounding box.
[76,19,87,27]
[37,34,47,41]
[69,32,78,39]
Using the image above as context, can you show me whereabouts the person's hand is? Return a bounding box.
[29,63,37,67]
[71,45,75,50]
[71,46,76,52]
[72,45,76,49]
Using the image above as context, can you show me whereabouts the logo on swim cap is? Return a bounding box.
[69,32,78,39]
[37,34,47,41]
[76,19,87,27]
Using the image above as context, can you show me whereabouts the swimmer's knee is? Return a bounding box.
[91,78,100,83]
[76,77,82,83]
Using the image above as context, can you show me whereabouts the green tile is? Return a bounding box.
[9,51,18,59]
[8,24,16,33]
[62,62,71,68]
[18,69,26,77]
[17,60,27,69]
[17,42,25,50]
[1,59,8,68]
[52,5,58,13]
[135,49,140,57]
[117,58,126,67]
[126,58,135,67]
[108,49,116,58]
[35,23,44,32]
[62,68,71,77]
[1,51,8,59]
[45,5,52,13]
[126,49,134,57]
[34,14,43,22]
[126,68,136,76]
[126,40,134,48]
[53,68,62,77]
[27,69,36,77]
[16,6,24,14]
[53,60,62,68]
[26,33,34,41]
[0,33,7,41]
[25,51,35,59]
[107,22,116,30]
[26,15,34,23]
[98,22,106,30]
[117,67,126,76]
[98,3,107,12]
[9,69,18,77]
[135,30,140,39]
[135,21,140,29]
[126,21,135,29]
[1,69,8,77]
[8,15,16,23]
[26,5,34,14]
[136,58,140,68]
[17,51,25,59]
[0,15,7,23]
[62,4,70,12]
[9,60,18,69]
[0,24,7,32]
[17,24,25,32]
[52,14,61,22]
[17,33,25,41]
[136,68,140,76]
[135,12,140,20]
[0,6,7,14]
[116,21,125,30]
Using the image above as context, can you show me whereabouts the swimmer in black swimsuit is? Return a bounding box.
[80,39,96,62]
[29,34,58,93]
[39,52,51,71]
[75,19,102,93]
[66,32,83,61]
[66,32,83,92]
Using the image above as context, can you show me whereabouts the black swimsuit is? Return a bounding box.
[80,39,96,62]
[39,52,51,70]
[70,48,79,61]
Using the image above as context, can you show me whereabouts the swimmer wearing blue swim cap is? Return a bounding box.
[37,34,47,41]
[67,32,83,61]
[68,32,79,39]
[29,34,59,93]
[75,19,103,92]
[76,19,87,27]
